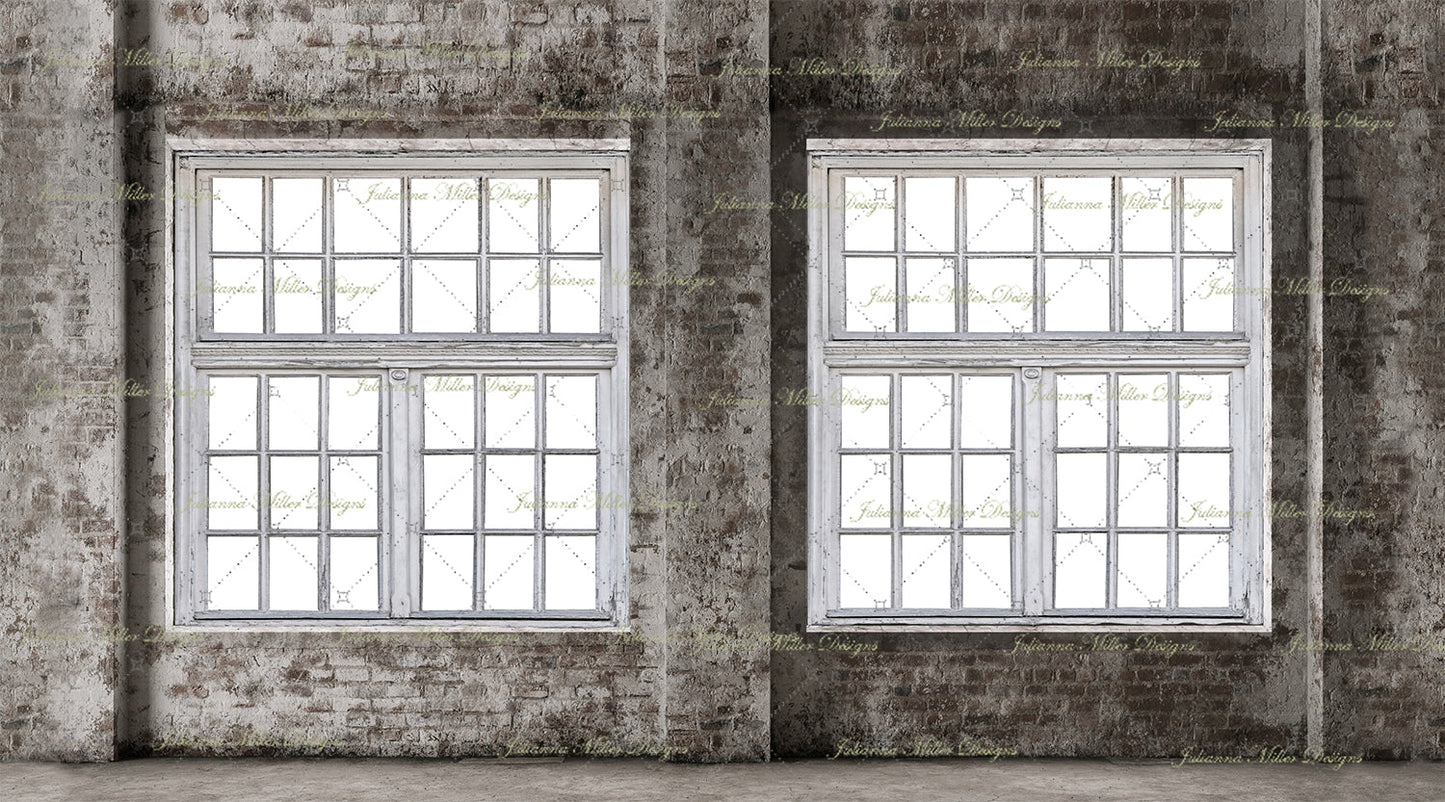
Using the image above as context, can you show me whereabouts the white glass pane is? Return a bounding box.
[961,454,1013,529]
[1121,257,1174,332]
[268,456,318,530]
[267,376,319,450]
[544,454,597,530]
[839,533,892,608]
[904,177,955,252]
[1182,258,1235,331]
[965,258,1033,332]
[843,176,895,251]
[840,375,890,449]
[485,374,536,448]
[1056,453,1107,528]
[549,259,602,333]
[1179,533,1231,607]
[965,177,1034,252]
[424,454,474,530]
[958,375,1013,449]
[272,178,323,253]
[1178,374,1231,447]
[1178,453,1231,528]
[211,177,262,252]
[904,258,956,332]
[329,456,379,530]
[901,534,951,608]
[1054,532,1106,608]
[1117,454,1168,528]
[545,375,597,449]
[900,375,951,449]
[545,535,596,609]
[333,178,401,252]
[1117,533,1168,608]
[960,535,1012,608]
[424,375,475,449]
[411,178,480,252]
[488,178,540,253]
[207,456,258,530]
[333,259,400,334]
[422,534,474,611]
[1116,374,1169,447]
[330,536,379,610]
[902,454,951,528]
[488,258,541,332]
[206,536,259,610]
[1182,177,1234,251]
[840,454,891,529]
[209,258,262,333]
[1043,177,1111,253]
[1121,177,1173,252]
[484,454,535,529]
[1053,374,1108,447]
[483,535,534,609]
[1044,257,1109,331]
[273,259,322,333]
[412,260,477,332]
[208,376,257,450]
[268,536,318,611]
[327,377,380,450]
[549,178,601,253]
[844,256,897,332]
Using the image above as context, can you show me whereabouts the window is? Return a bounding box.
[171,141,629,626]
[806,140,1270,628]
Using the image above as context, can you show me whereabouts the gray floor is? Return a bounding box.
[1,758,1441,801]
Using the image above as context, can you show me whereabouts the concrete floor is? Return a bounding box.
[0,758,1440,801]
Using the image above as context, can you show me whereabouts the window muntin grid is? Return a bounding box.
[176,151,627,625]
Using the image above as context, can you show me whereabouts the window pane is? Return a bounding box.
[328,377,380,450]
[412,260,478,332]
[331,536,379,610]
[545,535,596,609]
[411,178,479,252]
[334,259,401,334]
[844,176,895,251]
[269,536,318,611]
[904,177,955,252]
[961,454,1012,528]
[545,375,597,449]
[333,178,401,252]
[206,536,259,610]
[1121,257,1173,332]
[422,534,474,610]
[211,177,262,252]
[549,178,601,253]
[901,534,951,608]
[1117,454,1168,528]
[485,374,536,448]
[1056,453,1107,528]
[488,258,542,332]
[208,376,258,450]
[267,376,319,451]
[844,256,897,332]
[209,258,263,333]
[329,456,379,530]
[423,454,474,530]
[1116,374,1168,447]
[965,177,1034,252]
[900,375,951,449]
[1121,177,1173,252]
[484,454,535,529]
[1178,374,1231,447]
[488,178,540,253]
[1044,257,1109,331]
[904,258,956,332]
[549,260,602,333]
[544,454,597,530]
[1054,532,1106,608]
[840,454,891,529]
[273,178,322,253]
[840,375,890,449]
[1043,177,1111,253]
[1178,453,1231,528]
[958,375,1013,449]
[961,535,1012,608]
[1182,257,1235,331]
[207,456,258,530]
[965,258,1033,332]
[423,375,475,450]
[1117,533,1167,608]
[1178,533,1231,607]
[269,456,319,530]
[1181,177,1233,251]
[483,535,534,610]
[901,454,950,528]
[273,259,322,333]
[1054,374,1108,447]
[839,533,892,608]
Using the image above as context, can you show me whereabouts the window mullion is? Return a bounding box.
[1023,367,1046,616]
[389,368,414,617]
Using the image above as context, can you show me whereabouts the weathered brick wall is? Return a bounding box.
[769,0,1318,758]
[1321,0,1445,760]
[0,0,124,761]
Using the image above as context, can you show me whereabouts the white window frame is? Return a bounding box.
[167,139,631,628]
[806,139,1271,631]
